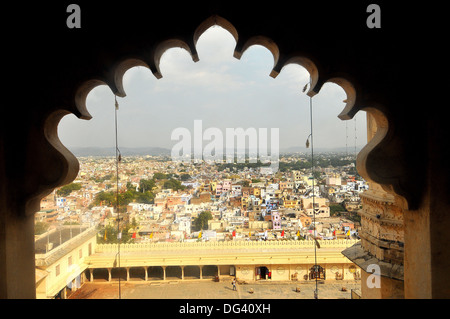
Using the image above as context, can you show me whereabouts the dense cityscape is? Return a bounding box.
[37,152,366,245]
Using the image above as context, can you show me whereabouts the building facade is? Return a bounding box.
[35,226,97,299]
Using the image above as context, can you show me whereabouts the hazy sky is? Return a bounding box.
[58,26,366,152]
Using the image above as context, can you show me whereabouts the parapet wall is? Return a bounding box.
[95,239,359,253]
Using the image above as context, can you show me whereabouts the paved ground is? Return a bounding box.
[69,279,360,299]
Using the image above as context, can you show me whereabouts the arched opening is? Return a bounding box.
[129,267,146,281]
[58,25,367,188]
[184,266,200,279]
[256,266,270,280]
[202,265,218,278]
[90,268,109,282]
[165,266,182,280]
[147,266,164,280]
[50,23,370,298]
[111,268,127,281]
[58,22,367,159]
[24,13,416,302]
[1,0,445,300]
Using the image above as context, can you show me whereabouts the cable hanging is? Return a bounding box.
[303,77,319,299]
[354,117,357,159]
[114,94,122,299]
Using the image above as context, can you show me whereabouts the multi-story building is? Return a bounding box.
[35,226,97,299]
[302,197,330,218]
[271,210,282,230]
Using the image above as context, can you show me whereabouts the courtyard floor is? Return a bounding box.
[69,279,361,299]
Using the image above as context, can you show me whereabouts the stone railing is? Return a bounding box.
[95,239,359,253]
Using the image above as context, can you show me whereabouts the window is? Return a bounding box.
[55,264,60,277]
[68,256,72,267]
[79,249,83,259]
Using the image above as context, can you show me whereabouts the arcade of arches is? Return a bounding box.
[87,265,220,282]
[1,2,448,298]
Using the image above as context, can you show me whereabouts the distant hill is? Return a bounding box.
[69,146,171,157]
[280,145,365,153]
[68,145,365,157]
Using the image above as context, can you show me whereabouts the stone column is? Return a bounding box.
[107,268,112,282]
[162,266,166,281]
[199,266,203,280]
[403,190,450,299]
[144,267,148,281]
[126,267,130,281]
[0,210,36,298]
[61,287,67,299]
[89,269,94,282]
[342,112,405,299]
[181,266,185,280]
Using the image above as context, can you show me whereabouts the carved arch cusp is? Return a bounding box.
[233,35,280,79]
[274,55,321,97]
[152,38,199,80]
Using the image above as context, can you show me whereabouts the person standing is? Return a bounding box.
[232,278,237,291]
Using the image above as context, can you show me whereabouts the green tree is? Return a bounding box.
[329,203,346,216]
[57,182,82,197]
[136,191,155,204]
[93,190,136,208]
[139,179,155,192]
[163,178,186,191]
[180,173,190,181]
[152,172,167,180]
[126,181,134,191]
[93,191,115,206]
[193,211,213,231]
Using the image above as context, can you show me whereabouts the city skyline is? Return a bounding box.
[58,26,367,153]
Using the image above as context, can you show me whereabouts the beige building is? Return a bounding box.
[34,224,360,298]
[35,226,97,299]
[83,239,360,285]
[302,197,330,218]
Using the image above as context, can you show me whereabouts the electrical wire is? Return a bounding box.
[304,77,319,299]
[114,94,122,299]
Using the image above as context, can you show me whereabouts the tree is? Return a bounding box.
[139,179,155,192]
[329,203,346,216]
[193,211,213,231]
[180,173,190,181]
[240,180,250,187]
[136,191,154,204]
[163,178,186,191]
[93,190,136,209]
[152,172,167,180]
[126,181,134,191]
[93,191,115,206]
[57,182,82,197]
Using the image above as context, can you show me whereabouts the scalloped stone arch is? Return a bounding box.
[54,14,401,213]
